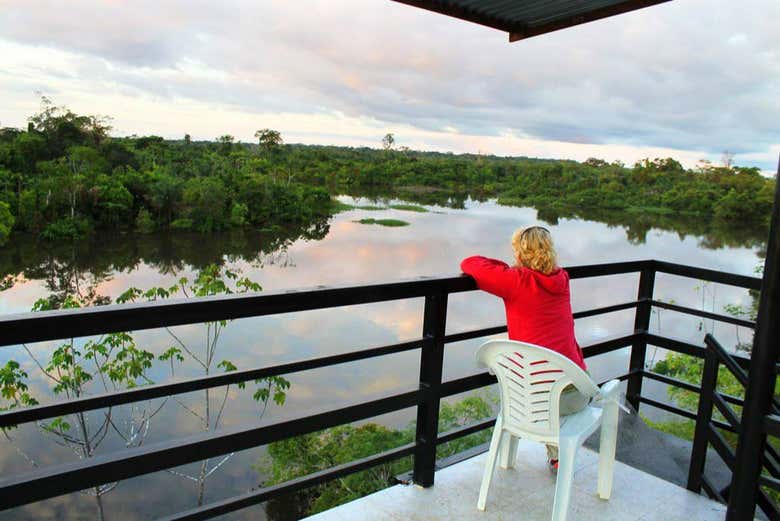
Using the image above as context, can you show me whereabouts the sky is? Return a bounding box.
[0,0,778,171]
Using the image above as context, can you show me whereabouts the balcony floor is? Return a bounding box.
[303,439,728,521]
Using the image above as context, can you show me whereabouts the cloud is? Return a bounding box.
[0,0,778,169]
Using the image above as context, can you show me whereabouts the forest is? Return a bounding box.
[0,99,774,246]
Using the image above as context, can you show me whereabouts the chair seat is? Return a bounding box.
[559,405,603,441]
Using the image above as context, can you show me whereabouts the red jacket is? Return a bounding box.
[460,256,586,370]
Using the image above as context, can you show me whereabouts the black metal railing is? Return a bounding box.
[0,259,767,520]
[685,334,780,519]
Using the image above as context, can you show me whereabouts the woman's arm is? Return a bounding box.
[460,255,519,299]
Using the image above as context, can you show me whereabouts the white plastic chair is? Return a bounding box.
[475,339,620,521]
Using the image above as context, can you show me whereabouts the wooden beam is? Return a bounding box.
[509,0,672,42]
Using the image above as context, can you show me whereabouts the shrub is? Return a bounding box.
[39,217,91,240]
[170,218,193,230]
[135,207,155,234]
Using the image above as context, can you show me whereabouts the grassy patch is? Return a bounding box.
[625,205,675,215]
[354,205,387,210]
[330,200,356,213]
[330,200,388,213]
[641,414,695,441]
[389,204,428,213]
[354,218,410,227]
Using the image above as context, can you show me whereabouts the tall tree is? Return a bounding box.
[382,133,395,151]
[254,129,283,154]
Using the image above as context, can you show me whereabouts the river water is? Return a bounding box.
[0,198,765,520]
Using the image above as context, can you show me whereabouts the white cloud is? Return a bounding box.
[0,0,777,170]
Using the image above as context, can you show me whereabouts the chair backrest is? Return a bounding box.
[476,339,599,442]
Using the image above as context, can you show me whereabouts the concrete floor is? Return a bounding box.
[303,439,729,521]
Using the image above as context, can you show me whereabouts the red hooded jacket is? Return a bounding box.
[460,256,586,370]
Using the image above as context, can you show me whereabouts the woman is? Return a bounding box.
[460,225,587,472]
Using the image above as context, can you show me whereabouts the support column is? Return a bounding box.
[727,156,780,520]
[413,292,448,487]
[627,266,655,412]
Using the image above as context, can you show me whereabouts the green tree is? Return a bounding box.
[91,175,133,228]
[382,133,395,151]
[1,294,160,521]
[135,207,155,233]
[255,129,283,153]
[118,265,290,507]
[183,176,227,232]
[230,202,249,227]
[149,173,182,226]
[0,200,13,244]
[217,135,234,156]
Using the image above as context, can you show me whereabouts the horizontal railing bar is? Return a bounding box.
[639,397,697,420]
[437,418,496,445]
[713,392,741,430]
[760,475,780,493]
[0,276,473,347]
[642,370,701,394]
[765,415,780,438]
[0,389,420,510]
[645,333,704,358]
[441,373,496,397]
[0,331,638,428]
[644,337,756,407]
[721,392,745,407]
[645,333,752,371]
[444,325,506,344]
[654,260,762,290]
[434,441,490,472]
[158,442,416,521]
[714,419,738,434]
[651,300,756,329]
[0,261,655,349]
[0,338,428,428]
[642,369,744,407]
[565,260,651,279]
[632,395,734,432]
[708,423,736,469]
[581,333,639,357]
[572,300,640,319]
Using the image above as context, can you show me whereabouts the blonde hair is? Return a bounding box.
[511,226,558,274]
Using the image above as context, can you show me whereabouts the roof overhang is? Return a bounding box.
[391,0,672,42]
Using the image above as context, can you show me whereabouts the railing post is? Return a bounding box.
[413,291,448,487]
[687,346,718,492]
[627,265,655,412]
[727,156,780,521]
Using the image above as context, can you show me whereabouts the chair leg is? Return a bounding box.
[551,438,578,521]
[477,420,504,511]
[499,433,518,469]
[597,402,619,499]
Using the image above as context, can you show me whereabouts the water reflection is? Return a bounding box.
[0,199,765,520]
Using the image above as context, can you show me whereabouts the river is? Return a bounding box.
[0,197,765,520]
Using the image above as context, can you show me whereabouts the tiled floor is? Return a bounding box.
[303,439,728,521]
